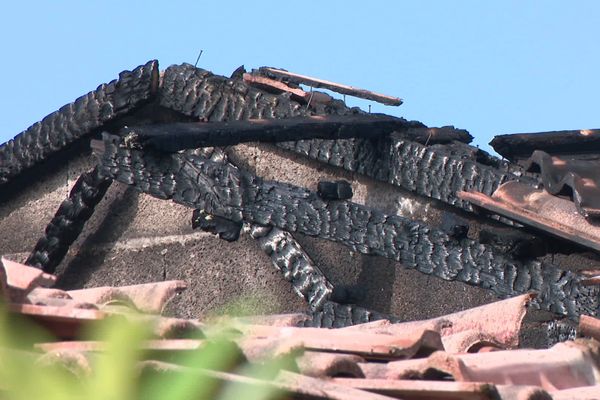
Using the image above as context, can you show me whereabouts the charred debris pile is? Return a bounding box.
[1,59,600,348]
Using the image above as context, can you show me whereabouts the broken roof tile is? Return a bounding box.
[341,294,533,353]
[332,378,505,400]
[579,315,600,342]
[237,325,444,360]
[10,303,105,339]
[360,339,600,391]
[276,370,399,400]
[459,181,600,253]
[295,351,365,378]
[1,257,56,297]
[525,150,600,220]
[66,280,187,314]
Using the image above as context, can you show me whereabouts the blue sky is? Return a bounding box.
[1,1,599,154]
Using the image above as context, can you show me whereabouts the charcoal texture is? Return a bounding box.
[159,63,353,122]
[120,115,418,153]
[0,60,159,185]
[26,167,112,273]
[192,209,243,242]
[545,319,578,345]
[300,301,397,328]
[277,135,535,212]
[250,225,334,311]
[317,180,353,201]
[96,136,600,319]
[186,145,335,311]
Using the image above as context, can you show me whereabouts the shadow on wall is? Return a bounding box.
[57,185,140,289]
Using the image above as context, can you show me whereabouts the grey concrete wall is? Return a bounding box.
[0,143,498,321]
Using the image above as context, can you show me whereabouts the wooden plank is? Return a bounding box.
[257,67,403,106]
[242,73,332,104]
[116,115,469,154]
[116,114,413,153]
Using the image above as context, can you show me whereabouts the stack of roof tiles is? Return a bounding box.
[1,257,599,399]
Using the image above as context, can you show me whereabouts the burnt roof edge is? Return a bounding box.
[490,129,600,161]
[0,59,159,187]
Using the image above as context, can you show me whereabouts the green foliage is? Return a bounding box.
[0,304,286,400]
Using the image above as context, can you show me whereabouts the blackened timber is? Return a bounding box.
[301,301,397,328]
[491,129,600,162]
[192,209,243,242]
[159,63,319,122]
[119,115,422,153]
[95,135,600,319]
[26,167,112,273]
[277,135,534,212]
[185,146,335,311]
[256,67,403,106]
[0,60,159,186]
[250,225,334,311]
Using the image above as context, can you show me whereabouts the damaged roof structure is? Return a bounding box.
[1,60,600,398]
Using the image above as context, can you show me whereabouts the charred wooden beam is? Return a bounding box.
[94,134,599,319]
[159,64,328,122]
[0,60,159,186]
[249,225,334,312]
[185,146,335,311]
[25,167,112,273]
[491,129,600,162]
[118,115,423,153]
[300,301,397,328]
[256,67,403,106]
[277,135,532,212]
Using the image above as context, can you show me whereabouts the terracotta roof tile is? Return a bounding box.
[340,293,533,353]
[238,324,444,360]
[3,260,599,399]
[360,339,600,391]
[66,280,187,314]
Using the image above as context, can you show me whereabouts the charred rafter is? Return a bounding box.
[118,115,424,153]
[277,135,534,212]
[26,167,112,273]
[0,60,159,186]
[250,225,334,312]
[120,117,473,154]
[183,146,335,311]
[95,134,600,319]
[301,301,397,328]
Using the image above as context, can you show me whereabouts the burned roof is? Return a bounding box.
[2,59,600,398]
